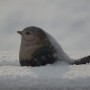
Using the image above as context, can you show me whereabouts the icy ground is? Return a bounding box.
[0,51,90,90]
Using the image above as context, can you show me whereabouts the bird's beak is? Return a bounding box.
[17,31,22,35]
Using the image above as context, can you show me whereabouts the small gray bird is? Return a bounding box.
[17,26,90,67]
[17,26,58,66]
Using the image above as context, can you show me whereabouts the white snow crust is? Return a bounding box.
[0,51,90,90]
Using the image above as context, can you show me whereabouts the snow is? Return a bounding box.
[0,51,90,90]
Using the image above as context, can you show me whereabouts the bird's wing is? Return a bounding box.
[30,46,57,66]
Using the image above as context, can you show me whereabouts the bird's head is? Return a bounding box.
[17,26,47,42]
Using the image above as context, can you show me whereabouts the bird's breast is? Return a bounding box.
[19,45,44,61]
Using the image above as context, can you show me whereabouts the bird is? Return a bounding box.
[17,26,90,66]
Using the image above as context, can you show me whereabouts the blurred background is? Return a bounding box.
[0,0,90,55]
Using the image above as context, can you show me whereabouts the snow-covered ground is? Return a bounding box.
[0,51,90,90]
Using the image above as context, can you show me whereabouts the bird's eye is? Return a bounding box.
[26,32,30,35]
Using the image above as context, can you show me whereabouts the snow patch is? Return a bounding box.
[0,51,90,90]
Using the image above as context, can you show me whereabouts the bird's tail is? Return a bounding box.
[72,55,90,65]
